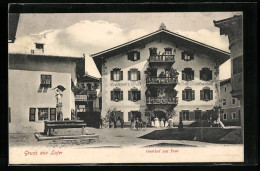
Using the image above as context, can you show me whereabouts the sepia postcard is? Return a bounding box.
[8,10,244,164]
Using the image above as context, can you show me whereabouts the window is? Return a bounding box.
[223,99,226,105]
[182,87,195,101]
[233,56,242,75]
[111,68,123,81]
[127,51,140,61]
[81,83,85,89]
[200,87,213,101]
[128,69,140,81]
[232,112,236,119]
[181,51,194,61]
[200,67,212,81]
[224,86,227,92]
[182,111,190,120]
[111,88,123,102]
[41,75,52,87]
[50,108,56,121]
[87,83,92,90]
[35,43,44,50]
[232,98,236,104]
[164,47,173,55]
[29,108,36,121]
[77,105,86,112]
[223,113,227,120]
[128,88,141,102]
[182,68,194,81]
[38,108,48,121]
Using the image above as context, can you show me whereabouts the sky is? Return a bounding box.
[9,12,242,79]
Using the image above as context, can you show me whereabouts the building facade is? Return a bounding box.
[219,78,241,126]
[8,53,85,133]
[92,24,229,126]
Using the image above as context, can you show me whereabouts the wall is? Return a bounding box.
[101,39,220,123]
[9,70,72,133]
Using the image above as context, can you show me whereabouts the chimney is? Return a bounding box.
[34,43,45,54]
[159,23,166,30]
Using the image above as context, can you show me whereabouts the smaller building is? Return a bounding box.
[219,78,241,126]
[74,74,102,127]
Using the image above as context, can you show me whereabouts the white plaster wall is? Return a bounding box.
[101,39,220,123]
[8,70,72,133]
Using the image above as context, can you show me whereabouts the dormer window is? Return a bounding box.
[182,68,194,81]
[127,51,140,61]
[181,51,194,61]
[200,67,212,81]
[128,68,140,81]
[111,68,123,81]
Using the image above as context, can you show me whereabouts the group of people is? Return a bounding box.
[130,117,145,129]
[151,117,174,128]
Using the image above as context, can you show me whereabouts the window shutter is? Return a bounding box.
[111,91,114,101]
[200,90,204,100]
[120,91,123,101]
[138,91,141,100]
[137,52,140,60]
[128,71,131,80]
[128,112,132,122]
[181,52,185,60]
[137,71,141,80]
[179,111,183,120]
[111,71,114,80]
[190,54,194,60]
[192,70,194,80]
[189,111,195,120]
[210,90,213,100]
[209,70,212,80]
[128,91,131,100]
[182,71,185,80]
[182,90,186,100]
[192,90,195,100]
[120,71,123,80]
[200,70,202,80]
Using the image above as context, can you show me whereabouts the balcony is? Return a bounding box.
[146,97,178,105]
[146,76,178,85]
[86,90,97,95]
[149,55,175,63]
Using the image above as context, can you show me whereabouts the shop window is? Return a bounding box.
[127,51,140,61]
[181,51,194,61]
[41,75,52,87]
[111,87,123,102]
[50,108,56,121]
[182,87,195,101]
[128,88,141,102]
[232,112,236,119]
[111,68,123,81]
[223,113,227,120]
[29,108,36,121]
[233,56,242,75]
[200,87,213,101]
[38,108,48,121]
[200,68,212,81]
[182,68,194,81]
[128,68,140,81]
[223,98,226,105]
[232,98,236,104]
[77,105,86,112]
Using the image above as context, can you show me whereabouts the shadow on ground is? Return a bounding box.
[139,128,242,144]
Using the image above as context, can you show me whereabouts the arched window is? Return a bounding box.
[200,87,213,101]
[111,87,123,102]
[111,68,123,81]
[182,87,195,101]
[128,87,141,102]
[182,68,194,81]
[200,67,212,81]
[128,68,140,81]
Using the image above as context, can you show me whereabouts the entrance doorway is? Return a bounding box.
[154,111,166,120]
[195,110,202,121]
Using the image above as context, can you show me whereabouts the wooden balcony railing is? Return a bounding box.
[146,97,178,104]
[146,77,178,85]
[149,55,175,62]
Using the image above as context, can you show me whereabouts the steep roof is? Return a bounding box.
[91,28,230,73]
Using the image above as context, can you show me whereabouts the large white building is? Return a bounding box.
[8,50,85,133]
[91,24,230,126]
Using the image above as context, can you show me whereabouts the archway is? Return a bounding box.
[154,110,167,120]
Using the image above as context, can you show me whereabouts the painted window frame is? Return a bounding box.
[127,51,140,62]
[182,87,195,101]
[111,87,123,102]
[182,68,194,81]
[128,88,141,102]
[200,67,212,81]
[200,87,213,101]
[111,68,123,81]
